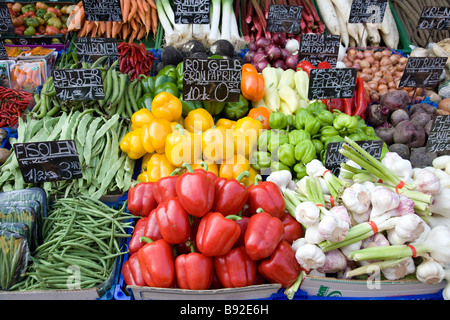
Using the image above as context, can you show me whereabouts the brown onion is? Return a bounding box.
[374,52,384,61]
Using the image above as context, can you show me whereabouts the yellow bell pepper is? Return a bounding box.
[184,108,214,133]
[233,116,263,158]
[131,108,155,131]
[141,153,153,172]
[191,161,219,176]
[141,118,173,154]
[202,126,234,163]
[152,92,182,122]
[137,153,176,182]
[215,118,236,130]
[219,155,250,180]
[165,124,202,167]
[242,167,259,187]
[119,128,147,160]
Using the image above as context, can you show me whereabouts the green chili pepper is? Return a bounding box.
[278,143,296,167]
[222,94,249,120]
[269,112,288,129]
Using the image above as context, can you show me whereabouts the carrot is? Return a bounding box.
[85,21,95,35]
[146,0,156,9]
[122,22,129,40]
[99,21,106,36]
[137,5,147,27]
[150,7,157,35]
[144,9,152,35]
[137,0,145,13]
[112,22,121,38]
[78,21,89,37]
[91,22,99,37]
[122,0,131,22]
[142,0,150,12]
[106,21,112,38]
[129,0,138,22]
[137,23,147,40]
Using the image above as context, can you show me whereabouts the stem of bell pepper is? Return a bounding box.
[170,168,181,176]
[224,215,243,221]
[254,174,263,186]
[182,162,194,173]
[139,236,154,244]
[236,171,250,182]
[284,270,306,300]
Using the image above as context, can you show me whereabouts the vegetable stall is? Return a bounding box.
[0,0,449,301]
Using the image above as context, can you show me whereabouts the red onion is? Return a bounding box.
[255,37,270,50]
[281,48,290,60]
[252,51,268,64]
[271,32,286,46]
[285,54,299,70]
[265,44,282,61]
[247,42,257,52]
[255,59,270,72]
[272,59,286,70]
[244,50,255,63]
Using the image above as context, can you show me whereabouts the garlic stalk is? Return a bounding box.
[306,159,350,198]
[345,257,411,278]
[340,240,362,259]
[415,254,445,285]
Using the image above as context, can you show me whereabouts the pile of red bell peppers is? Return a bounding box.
[122,163,305,290]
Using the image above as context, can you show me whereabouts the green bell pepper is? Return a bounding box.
[176,61,184,90]
[288,129,311,146]
[347,129,369,141]
[294,163,307,179]
[312,139,324,154]
[157,65,177,81]
[316,110,335,127]
[333,113,358,136]
[278,143,296,167]
[258,130,272,152]
[294,108,312,130]
[271,161,291,172]
[222,94,249,120]
[361,125,376,137]
[307,100,327,115]
[179,94,203,117]
[250,151,272,171]
[154,81,179,97]
[202,101,226,116]
[304,115,321,135]
[287,114,295,128]
[141,76,155,95]
[294,140,316,164]
[268,133,289,154]
[319,126,340,144]
[154,74,176,89]
[137,93,153,111]
[269,112,288,130]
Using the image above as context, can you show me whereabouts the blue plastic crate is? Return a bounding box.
[292,289,444,300]
[0,127,17,150]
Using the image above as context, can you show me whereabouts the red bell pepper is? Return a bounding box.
[212,171,249,216]
[280,213,304,244]
[247,175,286,218]
[175,244,214,290]
[138,237,175,288]
[214,246,257,288]
[122,252,146,286]
[296,60,316,76]
[258,240,302,288]
[317,61,332,69]
[194,162,218,182]
[244,209,284,261]
[232,215,250,248]
[153,169,180,204]
[155,197,191,244]
[196,211,241,257]
[127,182,158,217]
[129,210,163,254]
[176,163,215,218]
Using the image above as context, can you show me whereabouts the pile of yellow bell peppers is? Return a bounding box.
[119,92,264,186]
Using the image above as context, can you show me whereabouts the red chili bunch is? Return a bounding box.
[0,86,33,128]
[123,163,305,290]
[118,42,156,80]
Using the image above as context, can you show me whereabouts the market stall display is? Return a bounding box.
[0,0,449,301]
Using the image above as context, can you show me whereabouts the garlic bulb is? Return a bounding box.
[318,213,350,242]
[443,269,450,300]
[294,201,320,227]
[416,254,445,285]
[389,195,415,217]
[387,214,426,245]
[295,243,326,271]
[351,207,371,224]
[418,225,450,266]
[340,240,363,259]
[370,186,400,219]
[381,152,413,184]
[361,181,376,193]
[305,222,325,244]
[291,238,306,252]
[267,170,293,193]
[412,168,441,195]
[342,183,371,215]
[317,249,348,273]
[381,257,415,280]
[306,159,327,177]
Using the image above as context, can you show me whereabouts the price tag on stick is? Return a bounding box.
[82,0,123,22]
[266,4,303,34]
[0,35,8,60]
[426,115,450,153]
[53,68,105,101]
[349,0,388,24]
[0,3,15,34]
[299,34,340,67]
[75,37,119,67]
[308,68,357,100]
[398,57,447,88]
[14,140,83,184]
[418,6,450,30]
[174,0,210,24]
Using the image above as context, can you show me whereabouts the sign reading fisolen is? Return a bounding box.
[53,68,105,101]
[308,68,357,100]
[182,58,242,102]
[299,34,341,67]
[14,140,83,184]
[426,115,450,153]
[349,0,388,24]
[82,0,123,22]
[75,37,119,67]
[174,0,210,24]
[398,57,447,88]
[325,140,384,176]
[266,4,303,34]
[0,3,14,34]
[0,35,8,60]
[418,6,450,30]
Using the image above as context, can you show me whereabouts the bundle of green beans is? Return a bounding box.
[0,230,29,290]
[0,110,135,199]
[31,56,143,120]
[11,196,133,291]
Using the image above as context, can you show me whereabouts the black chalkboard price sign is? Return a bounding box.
[349,0,387,24]
[325,140,384,175]
[418,6,450,30]
[426,115,450,153]
[14,140,83,184]
[183,58,242,102]
[0,35,8,60]
[266,4,303,34]
[174,0,210,24]
[53,68,105,101]
[308,68,357,100]
[82,0,123,22]
[0,3,15,34]
[398,57,447,88]
[75,37,119,67]
[299,34,341,67]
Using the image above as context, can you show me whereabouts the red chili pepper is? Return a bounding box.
[155,197,191,245]
[244,209,284,261]
[212,171,249,216]
[175,243,214,290]
[176,163,215,218]
[213,246,257,288]
[353,76,370,119]
[138,237,175,288]
[279,213,304,244]
[342,96,355,116]
[196,211,241,257]
[329,98,344,112]
[127,182,158,217]
[257,240,302,288]
[247,175,286,218]
[153,169,180,204]
[122,252,146,286]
